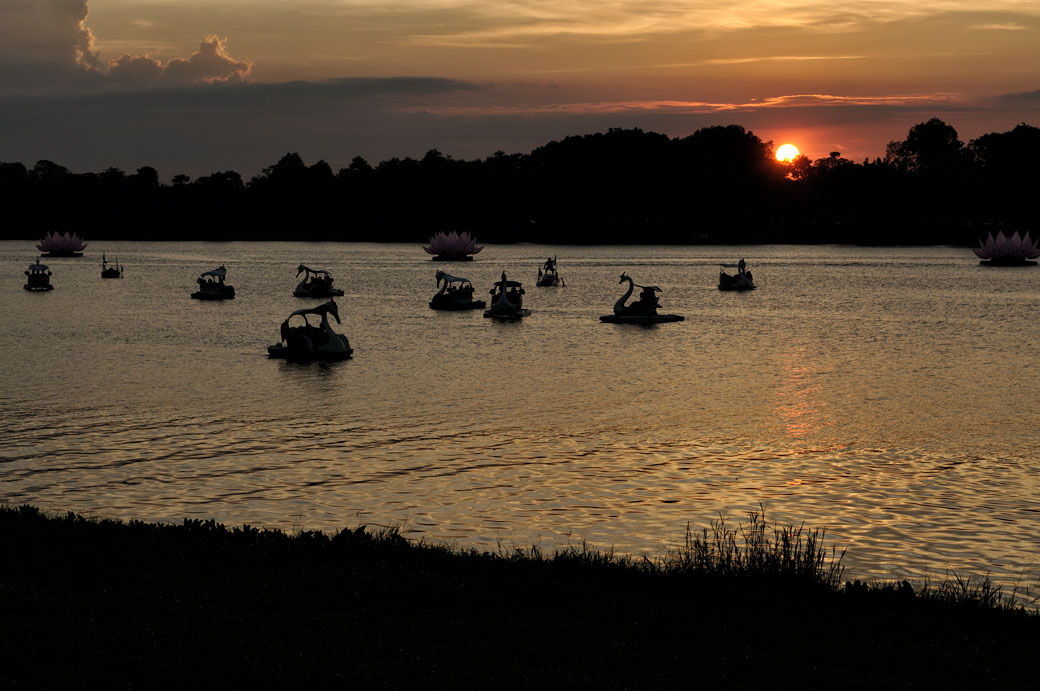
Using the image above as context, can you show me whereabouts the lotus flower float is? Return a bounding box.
[423,231,483,261]
[973,231,1039,266]
[36,231,87,257]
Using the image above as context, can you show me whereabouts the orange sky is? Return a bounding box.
[1,1,1038,174]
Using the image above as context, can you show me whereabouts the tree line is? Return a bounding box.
[2,119,1037,245]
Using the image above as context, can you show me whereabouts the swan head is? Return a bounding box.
[619,273,629,284]
[325,299,341,324]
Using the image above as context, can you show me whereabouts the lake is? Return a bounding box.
[2,241,1038,589]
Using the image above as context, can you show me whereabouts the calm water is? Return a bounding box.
[2,241,1039,588]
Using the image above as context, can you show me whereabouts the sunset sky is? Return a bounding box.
[2,0,1038,178]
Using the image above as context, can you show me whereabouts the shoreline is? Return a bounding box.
[3,504,1037,688]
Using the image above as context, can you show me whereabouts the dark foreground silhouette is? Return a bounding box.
[2,505,1037,689]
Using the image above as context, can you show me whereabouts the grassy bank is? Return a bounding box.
[2,505,1037,689]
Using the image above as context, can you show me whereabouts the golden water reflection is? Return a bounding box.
[773,343,829,441]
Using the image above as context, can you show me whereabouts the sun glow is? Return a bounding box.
[775,143,800,161]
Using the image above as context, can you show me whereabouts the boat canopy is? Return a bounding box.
[284,301,341,323]
[439,274,471,284]
[200,266,227,279]
[494,280,523,288]
[29,262,49,271]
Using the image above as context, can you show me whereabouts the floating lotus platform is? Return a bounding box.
[37,231,87,257]
[974,231,1038,266]
[423,232,483,261]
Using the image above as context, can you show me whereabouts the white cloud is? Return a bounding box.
[108,36,254,87]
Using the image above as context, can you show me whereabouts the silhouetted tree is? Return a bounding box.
[885,118,967,175]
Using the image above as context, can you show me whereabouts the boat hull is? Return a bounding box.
[430,300,486,311]
[191,287,236,300]
[267,344,352,361]
[293,288,344,298]
[600,314,683,324]
[484,309,531,320]
[23,284,54,291]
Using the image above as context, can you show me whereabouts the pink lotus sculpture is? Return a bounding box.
[36,232,87,257]
[423,231,483,261]
[974,231,1039,266]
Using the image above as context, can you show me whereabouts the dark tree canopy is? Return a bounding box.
[1,119,1035,245]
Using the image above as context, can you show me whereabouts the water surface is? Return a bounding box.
[2,242,1038,588]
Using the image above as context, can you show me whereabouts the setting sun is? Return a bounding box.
[775,143,800,162]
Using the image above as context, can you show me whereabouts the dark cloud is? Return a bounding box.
[0,1,253,93]
[0,78,489,177]
[994,89,1040,103]
[0,0,102,92]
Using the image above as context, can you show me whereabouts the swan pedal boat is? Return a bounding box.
[191,266,235,300]
[483,272,530,320]
[293,264,344,298]
[429,270,486,310]
[267,300,353,361]
[600,273,683,324]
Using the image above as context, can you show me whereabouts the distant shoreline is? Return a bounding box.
[2,235,991,247]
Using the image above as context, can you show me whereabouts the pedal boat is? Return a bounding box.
[267,300,353,361]
[191,265,235,300]
[483,271,530,320]
[101,253,122,278]
[429,270,486,310]
[718,264,756,291]
[536,256,565,287]
[600,273,683,324]
[24,258,54,291]
[293,264,344,298]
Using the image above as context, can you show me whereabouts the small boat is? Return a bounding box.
[429,270,486,310]
[600,273,683,324]
[536,256,565,287]
[293,264,344,298]
[101,253,122,278]
[483,271,530,320]
[718,259,755,291]
[191,265,235,300]
[267,300,353,361]
[23,257,54,291]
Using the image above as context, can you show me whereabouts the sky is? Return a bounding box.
[1,0,1038,179]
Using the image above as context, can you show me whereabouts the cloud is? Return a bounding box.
[399,91,969,117]
[0,0,102,91]
[0,1,252,93]
[108,35,254,87]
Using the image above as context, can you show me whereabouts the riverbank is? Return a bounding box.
[2,505,1036,689]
